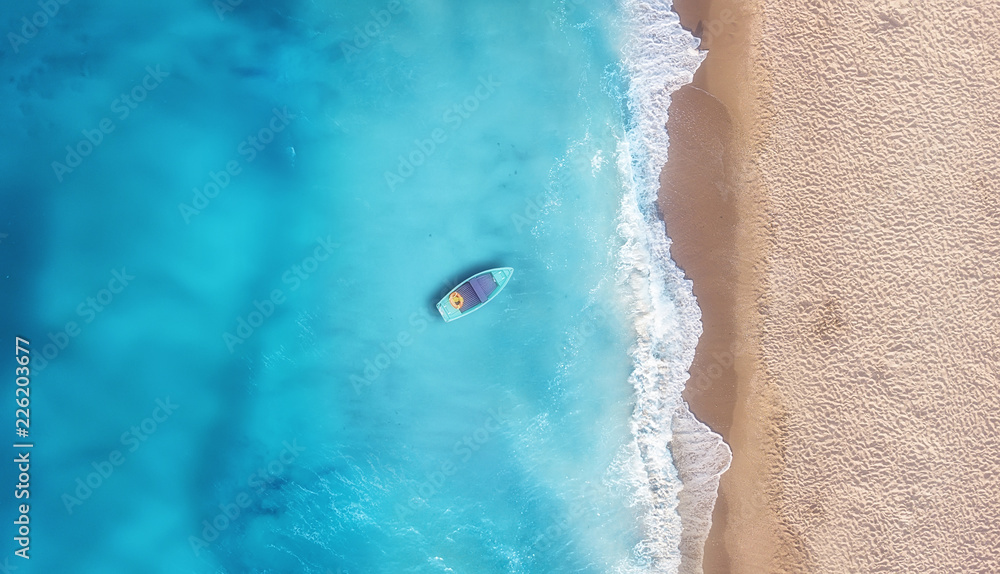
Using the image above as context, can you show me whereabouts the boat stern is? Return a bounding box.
[436,300,462,322]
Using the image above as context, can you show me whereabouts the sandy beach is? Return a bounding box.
[664,0,1000,572]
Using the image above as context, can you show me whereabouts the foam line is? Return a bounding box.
[615,1,733,571]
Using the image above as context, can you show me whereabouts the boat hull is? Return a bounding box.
[436,267,514,322]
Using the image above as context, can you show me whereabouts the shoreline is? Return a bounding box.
[664,0,769,571]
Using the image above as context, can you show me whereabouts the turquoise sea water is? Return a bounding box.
[2,0,728,572]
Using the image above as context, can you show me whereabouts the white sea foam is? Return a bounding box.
[614,1,734,572]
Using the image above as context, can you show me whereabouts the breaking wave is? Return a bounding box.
[614,1,734,572]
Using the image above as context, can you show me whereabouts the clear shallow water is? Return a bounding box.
[1,0,725,572]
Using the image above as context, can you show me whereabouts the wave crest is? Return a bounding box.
[615,1,733,572]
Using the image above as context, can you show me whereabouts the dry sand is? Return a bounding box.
[662,0,1000,572]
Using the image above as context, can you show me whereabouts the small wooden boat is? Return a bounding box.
[436,267,514,322]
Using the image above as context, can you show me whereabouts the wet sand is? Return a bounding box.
[663,0,1000,572]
